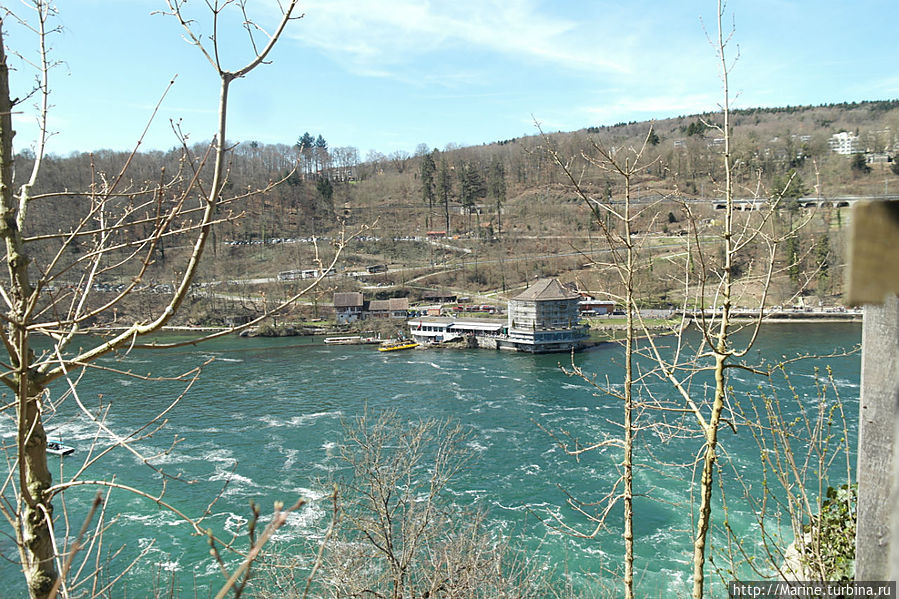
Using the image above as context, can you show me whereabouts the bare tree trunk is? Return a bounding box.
[444,194,450,233]
[0,19,58,598]
[691,4,734,595]
[691,354,726,599]
[0,3,308,596]
[545,131,653,599]
[16,381,56,599]
[622,168,635,599]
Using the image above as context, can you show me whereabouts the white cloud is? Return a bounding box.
[289,0,631,79]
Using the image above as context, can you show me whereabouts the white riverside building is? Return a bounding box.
[407,278,589,353]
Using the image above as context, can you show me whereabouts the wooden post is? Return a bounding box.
[857,294,899,579]
[847,200,899,579]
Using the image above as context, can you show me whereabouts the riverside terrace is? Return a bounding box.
[406,316,504,345]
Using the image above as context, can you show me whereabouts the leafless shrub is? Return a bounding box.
[255,408,550,599]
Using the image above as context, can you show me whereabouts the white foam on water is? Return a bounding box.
[205,448,237,463]
[121,511,185,528]
[208,466,258,498]
[281,447,299,471]
[658,567,690,596]
[519,463,542,476]
[482,427,516,437]
[151,446,235,467]
[833,377,859,389]
[158,560,181,572]
[264,502,329,544]
[42,419,108,442]
[491,500,552,514]
[581,545,609,558]
[106,356,153,365]
[466,440,489,453]
[288,486,329,501]
[223,512,248,535]
[136,537,157,552]
[259,411,342,428]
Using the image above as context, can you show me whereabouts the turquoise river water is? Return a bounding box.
[0,322,861,597]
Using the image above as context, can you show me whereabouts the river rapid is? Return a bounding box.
[0,322,861,597]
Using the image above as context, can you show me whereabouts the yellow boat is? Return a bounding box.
[378,340,419,352]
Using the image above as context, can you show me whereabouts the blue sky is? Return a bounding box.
[5,0,898,158]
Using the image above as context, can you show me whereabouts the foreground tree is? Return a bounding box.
[543,126,659,599]
[0,2,340,597]
[273,409,548,599]
[548,3,836,596]
[639,4,815,594]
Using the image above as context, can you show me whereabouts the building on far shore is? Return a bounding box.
[829,131,860,155]
[334,292,364,324]
[407,317,504,345]
[407,278,589,353]
[578,297,616,315]
[333,293,409,323]
[367,298,410,319]
[503,278,588,352]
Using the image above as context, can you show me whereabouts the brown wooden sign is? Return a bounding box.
[848,200,899,305]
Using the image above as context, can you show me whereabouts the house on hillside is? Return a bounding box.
[333,292,411,322]
[334,292,364,324]
[367,298,410,319]
[829,131,861,155]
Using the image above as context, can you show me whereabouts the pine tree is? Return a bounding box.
[297,132,315,176]
[420,152,436,228]
[458,162,486,232]
[436,155,452,232]
[488,157,506,235]
[315,134,328,174]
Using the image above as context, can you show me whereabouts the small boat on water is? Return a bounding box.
[46,440,75,456]
[378,339,419,352]
[324,335,380,345]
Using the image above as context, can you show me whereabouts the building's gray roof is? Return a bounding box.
[368,298,409,311]
[333,292,363,308]
[511,278,579,301]
[389,298,409,310]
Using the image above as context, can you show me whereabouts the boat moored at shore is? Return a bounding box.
[324,335,380,345]
[378,339,419,352]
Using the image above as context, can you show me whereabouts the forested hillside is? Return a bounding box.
[15,99,899,325]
